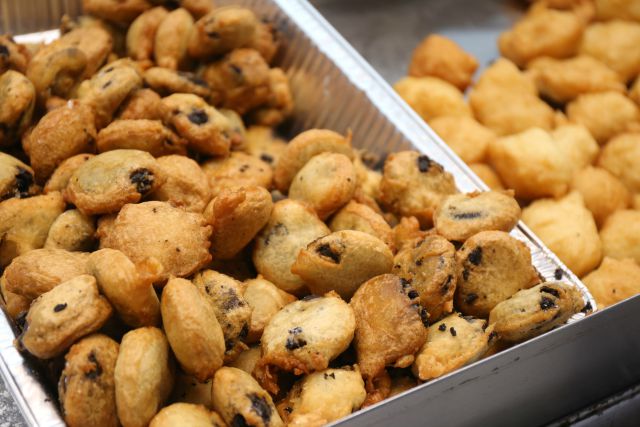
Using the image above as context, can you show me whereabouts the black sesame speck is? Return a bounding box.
[438,323,446,332]
[450,327,457,337]
[53,303,67,312]
[417,155,431,172]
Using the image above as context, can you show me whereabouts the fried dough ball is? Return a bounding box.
[498,5,584,67]
[247,21,279,64]
[522,192,602,276]
[0,272,30,320]
[488,282,584,343]
[256,293,355,393]
[274,129,354,193]
[154,8,193,70]
[65,149,165,215]
[528,56,625,104]
[595,0,640,21]
[350,275,427,394]
[115,327,174,427]
[429,116,494,164]
[0,192,65,267]
[468,163,505,191]
[44,154,94,194]
[212,367,284,427]
[192,270,253,359]
[329,201,395,252]
[469,59,554,136]
[22,100,96,182]
[379,151,457,227]
[88,248,162,327]
[412,313,493,381]
[205,185,272,259]
[247,67,294,126]
[570,166,631,227]
[82,0,152,23]
[551,124,599,176]
[58,334,119,427]
[201,48,271,115]
[117,89,168,121]
[4,248,89,300]
[161,277,225,381]
[244,125,288,167]
[392,235,457,321]
[151,155,211,213]
[99,201,212,282]
[278,367,366,427]
[96,119,187,156]
[288,152,356,220]
[21,275,113,359]
[454,231,540,317]
[579,20,640,82]
[187,7,258,59]
[161,93,233,156]
[567,92,640,144]
[600,210,640,264]
[126,6,169,65]
[0,35,29,74]
[292,230,394,300]
[0,152,37,201]
[0,70,35,147]
[598,132,640,193]
[434,191,521,241]
[583,257,640,309]
[202,151,273,197]
[243,276,296,343]
[44,209,96,252]
[394,76,471,122]
[252,199,330,295]
[408,34,478,90]
[488,127,572,199]
[150,403,225,427]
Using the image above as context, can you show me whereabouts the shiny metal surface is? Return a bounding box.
[0,0,606,426]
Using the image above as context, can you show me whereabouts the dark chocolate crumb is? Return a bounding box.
[408,290,419,299]
[449,327,457,337]
[85,351,103,380]
[438,323,446,332]
[467,247,482,266]
[540,286,560,298]
[417,155,431,172]
[231,414,250,427]
[53,303,67,313]
[453,211,482,220]
[540,296,556,310]
[554,268,563,280]
[260,153,274,163]
[247,393,271,426]
[464,293,478,305]
[187,108,209,125]
[130,168,154,194]
[324,372,336,379]
[316,243,340,263]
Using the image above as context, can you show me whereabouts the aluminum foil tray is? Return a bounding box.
[0,0,622,426]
